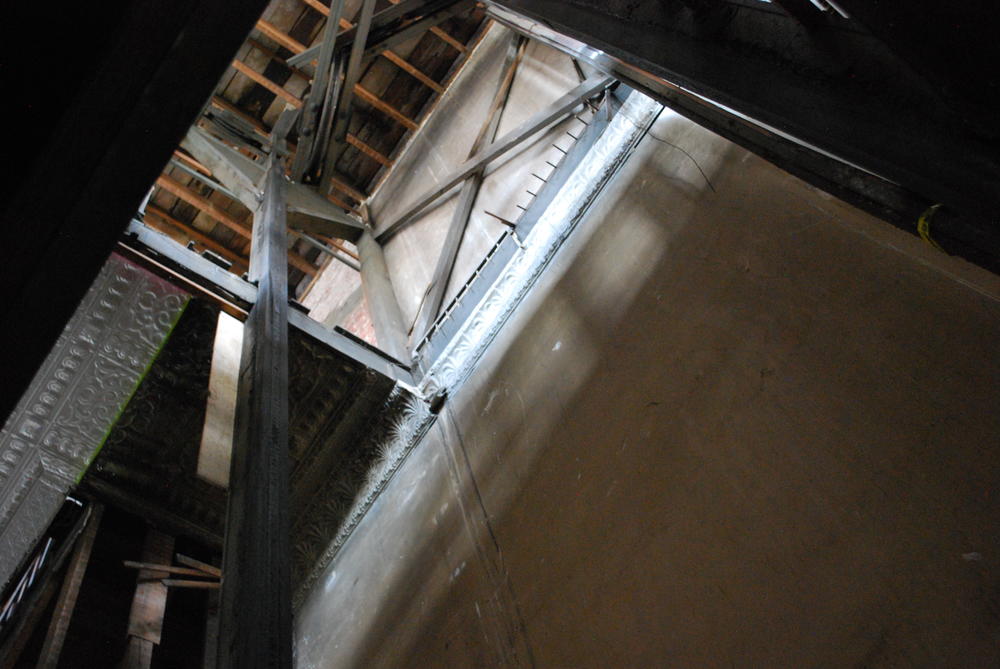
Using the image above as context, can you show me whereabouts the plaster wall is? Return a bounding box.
[295,104,1000,667]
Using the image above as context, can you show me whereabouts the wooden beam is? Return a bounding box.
[207,98,305,159]
[301,0,331,15]
[329,175,367,203]
[173,150,212,175]
[255,19,307,54]
[364,3,485,196]
[36,506,104,669]
[353,84,418,129]
[219,157,292,669]
[182,126,364,240]
[162,579,221,589]
[302,0,352,33]
[430,25,467,52]
[231,60,303,108]
[323,237,361,260]
[381,50,444,92]
[360,6,467,61]
[144,205,249,273]
[123,562,217,578]
[210,96,270,140]
[154,174,318,276]
[346,133,393,167]
[156,175,250,239]
[175,553,223,578]
[313,233,360,261]
[376,75,614,240]
[246,38,312,82]
[384,0,467,52]
[326,192,360,215]
[301,0,353,31]
[290,0,470,67]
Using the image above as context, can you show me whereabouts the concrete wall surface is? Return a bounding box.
[294,104,1000,667]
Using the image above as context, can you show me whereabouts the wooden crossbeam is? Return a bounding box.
[156,175,249,239]
[211,94,387,176]
[326,192,360,214]
[364,2,484,196]
[291,0,471,67]
[381,51,444,92]
[329,175,367,202]
[255,19,308,54]
[175,554,223,578]
[162,580,221,590]
[302,0,444,93]
[430,25,467,52]
[384,0,466,52]
[247,38,312,81]
[145,205,249,273]
[346,133,393,167]
[302,0,352,30]
[354,84,418,129]
[123,562,217,578]
[173,150,211,175]
[316,234,360,261]
[154,175,317,276]
[301,0,331,16]
[231,60,303,108]
[210,96,271,140]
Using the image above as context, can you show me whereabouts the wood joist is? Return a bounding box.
[142,0,484,294]
[152,172,319,278]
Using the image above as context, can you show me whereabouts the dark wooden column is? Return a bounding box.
[36,505,104,669]
[218,156,291,669]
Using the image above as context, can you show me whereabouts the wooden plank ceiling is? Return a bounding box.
[143,0,486,294]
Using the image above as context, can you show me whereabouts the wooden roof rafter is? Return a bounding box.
[301,0,466,53]
[136,0,485,293]
[153,173,319,277]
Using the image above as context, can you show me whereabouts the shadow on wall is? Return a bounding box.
[296,107,1000,668]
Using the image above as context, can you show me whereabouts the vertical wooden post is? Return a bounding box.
[218,156,291,669]
[36,505,104,669]
[122,529,175,669]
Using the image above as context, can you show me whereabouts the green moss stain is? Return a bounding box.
[76,296,191,484]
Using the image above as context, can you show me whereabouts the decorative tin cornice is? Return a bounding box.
[0,254,188,589]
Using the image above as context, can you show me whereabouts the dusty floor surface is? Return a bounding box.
[295,105,1000,668]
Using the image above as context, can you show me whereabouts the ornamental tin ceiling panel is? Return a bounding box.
[0,253,188,589]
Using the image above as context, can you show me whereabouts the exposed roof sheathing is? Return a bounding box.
[142,0,486,292]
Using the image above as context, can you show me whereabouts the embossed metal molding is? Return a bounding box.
[421,91,662,396]
[0,253,188,589]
